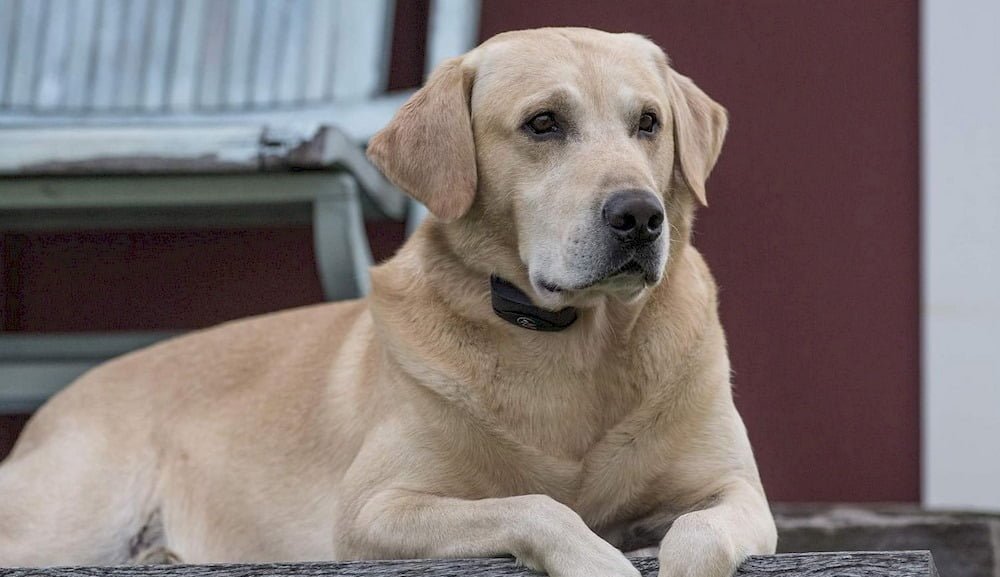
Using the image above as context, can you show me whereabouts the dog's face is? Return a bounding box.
[369,28,727,309]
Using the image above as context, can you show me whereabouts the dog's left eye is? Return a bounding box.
[525,113,560,136]
[638,112,658,135]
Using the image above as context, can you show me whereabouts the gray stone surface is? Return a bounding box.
[774,504,1000,577]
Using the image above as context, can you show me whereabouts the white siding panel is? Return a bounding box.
[426,0,480,72]
[249,0,283,107]
[138,0,176,111]
[0,0,17,105]
[7,0,45,108]
[167,0,206,111]
[198,0,232,109]
[276,0,308,105]
[89,0,126,110]
[0,0,410,114]
[331,0,391,101]
[222,0,255,108]
[34,0,73,110]
[115,0,150,109]
[63,0,100,109]
[303,0,334,103]
[138,0,181,112]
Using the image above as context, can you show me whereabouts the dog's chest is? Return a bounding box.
[474,347,656,507]
[487,359,634,452]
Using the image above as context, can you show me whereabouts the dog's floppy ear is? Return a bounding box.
[367,57,476,221]
[667,69,728,206]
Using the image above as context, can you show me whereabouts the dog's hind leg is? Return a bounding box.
[0,417,155,567]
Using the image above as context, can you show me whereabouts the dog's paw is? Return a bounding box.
[546,551,642,577]
[548,529,642,577]
[516,497,641,577]
[520,532,641,577]
[656,512,742,577]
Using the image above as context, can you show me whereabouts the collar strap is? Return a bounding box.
[490,275,578,332]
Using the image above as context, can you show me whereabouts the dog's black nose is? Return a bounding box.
[602,190,664,244]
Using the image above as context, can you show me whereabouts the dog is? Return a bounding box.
[0,28,776,577]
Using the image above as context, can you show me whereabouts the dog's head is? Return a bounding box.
[368,28,727,309]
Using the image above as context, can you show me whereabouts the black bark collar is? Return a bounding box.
[490,275,578,332]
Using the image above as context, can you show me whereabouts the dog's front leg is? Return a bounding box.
[656,478,776,577]
[345,489,640,577]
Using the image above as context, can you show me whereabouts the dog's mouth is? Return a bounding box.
[613,260,646,277]
[539,259,655,294]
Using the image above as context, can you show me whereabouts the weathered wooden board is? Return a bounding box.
[0,552,938,577]
[0,124,407,219]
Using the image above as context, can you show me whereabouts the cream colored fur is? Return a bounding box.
[0,28,776,577]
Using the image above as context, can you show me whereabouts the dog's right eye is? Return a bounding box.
[525,113,560,136]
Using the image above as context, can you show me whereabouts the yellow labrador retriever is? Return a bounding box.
[0,28,776,577]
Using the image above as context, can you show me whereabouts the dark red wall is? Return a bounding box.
[1,224,404,332]
[1,1,919,503]
[480,0,920,502]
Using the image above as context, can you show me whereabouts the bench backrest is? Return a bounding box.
[0,0,400,115]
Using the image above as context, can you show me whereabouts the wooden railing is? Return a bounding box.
[0,552,940,577]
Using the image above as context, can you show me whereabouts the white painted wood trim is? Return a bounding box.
[922,0,1000,511]
[426,0,481,73]
[332,0,393,101]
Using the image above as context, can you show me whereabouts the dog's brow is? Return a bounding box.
[519,88,581,119]
[619,86,662,114]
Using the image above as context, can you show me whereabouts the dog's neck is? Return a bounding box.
[403,220,656,344]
